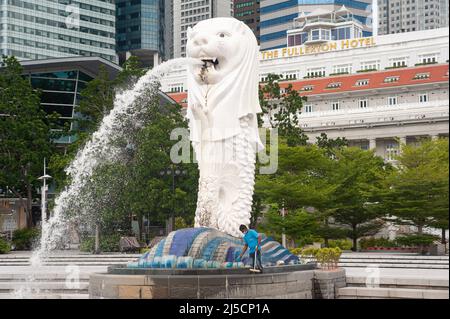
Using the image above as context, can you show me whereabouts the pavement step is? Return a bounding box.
[339,263,448,269]
[0,262,132,266]
[338,287,449,299]
[339,259,449,264]
[0,281,89,291]
[340,254,449,260]
[0,255,141,259]
[346,276,449,289]
[0,293,89,299]
[0,273,91,279]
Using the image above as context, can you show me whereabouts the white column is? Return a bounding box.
[398,136,407,154]
[369,138,377,150]
[153,52,160,67]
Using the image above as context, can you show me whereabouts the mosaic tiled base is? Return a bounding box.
[128,228,299,269]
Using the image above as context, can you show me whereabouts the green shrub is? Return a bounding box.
[0,238,11,254]
[300,247,320,257]
[359,237,398,249]
[328,239,353,250]
[79,234,121,253]
[289,248,303,256]
[79,237,95,252]
[12,228,40,250]
[301,247,342,270]
[395,234,439,247]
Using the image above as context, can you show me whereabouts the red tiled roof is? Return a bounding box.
[167,92,188,107]
[167,63,449,106]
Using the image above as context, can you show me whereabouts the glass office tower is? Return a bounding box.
[116,0,165,67]
[0,0,118,63]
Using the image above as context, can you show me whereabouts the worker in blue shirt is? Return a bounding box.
[237,224,263,273]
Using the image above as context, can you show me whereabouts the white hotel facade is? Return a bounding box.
[162,27,449,162]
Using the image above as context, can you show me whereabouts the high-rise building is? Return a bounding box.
[0,0,118,63]
[168,0,234,58]
[116,0,165,67]
[234,0,260,43]
[377,0,449,35]
[260,0,373,51]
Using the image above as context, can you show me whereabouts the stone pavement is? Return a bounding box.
[0,251,448,299]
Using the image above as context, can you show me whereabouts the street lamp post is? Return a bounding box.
[38,158,51,228]
[281,199,287,248]
[159,165,188,234]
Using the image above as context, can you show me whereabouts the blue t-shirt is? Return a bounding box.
[243,229,260,254]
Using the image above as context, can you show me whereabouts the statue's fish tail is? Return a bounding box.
[217,115,256,237]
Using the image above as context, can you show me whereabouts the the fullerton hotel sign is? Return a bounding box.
[261,37,376,60]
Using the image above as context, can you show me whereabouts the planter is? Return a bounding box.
[313,268,346,299]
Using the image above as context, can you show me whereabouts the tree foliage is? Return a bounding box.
[258,73,308,146]
[379,138,449,238]
[0,56,59,227]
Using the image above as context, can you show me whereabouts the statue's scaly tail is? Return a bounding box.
[217,115,256,237]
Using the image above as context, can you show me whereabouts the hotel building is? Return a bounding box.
[163,27,449,162]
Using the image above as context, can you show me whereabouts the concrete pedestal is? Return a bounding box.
[89,264,317,299]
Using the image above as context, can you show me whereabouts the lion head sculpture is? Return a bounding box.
[186,17,263,150]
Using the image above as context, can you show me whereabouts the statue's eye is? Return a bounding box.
[219,33,226,38]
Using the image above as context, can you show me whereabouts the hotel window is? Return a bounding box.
[389,57,408,68]
[359,99,368,108]
[326,82,341,89]
[386,143,399,161]
[419,53,439,64]
[306,67,326,78]
[413,72,430,80]
[355,79,369,86]
[419,93,428,103]
[311,29,320,41]
[284,72,297,80]
[332,64,352,74]
[360,60,380,71]
[304,104,313,113]
[288,32,308,46]
[384,76,400,83]
[321,29,331,41]
[332,101,340,111]
[302,85,314,91]
[388,96,398,106]
[331,27,351,40]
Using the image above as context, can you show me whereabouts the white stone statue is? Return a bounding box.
[186,17,264,238]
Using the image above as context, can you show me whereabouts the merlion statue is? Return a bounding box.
[186,17,264,238]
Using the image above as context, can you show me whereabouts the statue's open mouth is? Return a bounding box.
[201,57,219,70]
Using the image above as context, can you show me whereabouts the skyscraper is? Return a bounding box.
[260,0,373,51]
[116,0,165,67]
[0,0,118,63]
[168,0,234,58]
[377,0,449,35]
[234,0,260,43]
